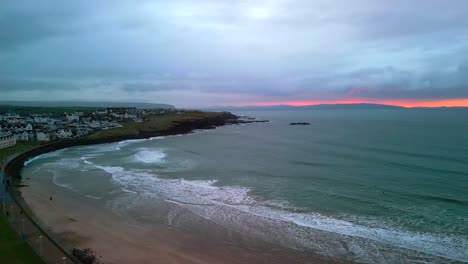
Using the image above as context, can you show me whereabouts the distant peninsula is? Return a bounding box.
[213,103,405,110]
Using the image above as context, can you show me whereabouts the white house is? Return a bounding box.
[3,113,20,119]
[0,135,16,150]
[76,128,89,137]
[34,116,48,123]
[48,118,62,125]
[36,131,51,142]
[110,121,122,128]
[90,120,107,129]
[14,126,25,133]
[123,112,137,119]
[27,131,35,141]
[0,127,12,138]
[25,123,33,131]
[66,114,80,122]
[45,124,57,131]
[16,131,29,141]
[56,129,73,139]
[7,118,24,124]
[96,109,107,115]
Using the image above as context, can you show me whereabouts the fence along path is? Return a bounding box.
[2,173,81,264]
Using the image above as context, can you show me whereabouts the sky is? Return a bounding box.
[1,0,468,108]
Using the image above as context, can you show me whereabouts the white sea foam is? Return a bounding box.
[24,156,41,166]
[93,164,124,175]
[49,170,79,192]
[118,139,147,145]
[23,119,467,263]
[279,212,467,262]
[110,168,466,263]
[41,154,468,263]
[181,179,218,190]
[132,149,167,164]
[81,154,103,159]
[45,158,83,170]
[24,149,65,166]
[79,140,144,153]
[85,194,102,200]
[52,181,77,192]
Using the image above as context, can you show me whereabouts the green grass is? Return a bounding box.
[0,110,228,264]
[1,138,81,264]
[0,142,43,264]
[1,141,44,263]
[0,213,44,264]
[1,142,42,168]
[87,111,224,140]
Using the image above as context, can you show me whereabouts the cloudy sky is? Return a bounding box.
[1,0,468,107]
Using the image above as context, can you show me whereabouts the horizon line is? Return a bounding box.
[229,98,468,108]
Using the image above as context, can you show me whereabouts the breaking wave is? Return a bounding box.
[23,134,467,263]
[83,161,467,263]
[132,149,166,164]
[24,149,65,166]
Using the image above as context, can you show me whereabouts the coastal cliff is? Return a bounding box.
[4,111,238,179]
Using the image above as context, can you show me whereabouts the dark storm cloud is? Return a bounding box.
[121,74,295,97]
[0,13,58,50]
[1,0,468,106]
[0,1,93,50]
[350,2,468,39]
[295,65,468,100]
[0,78,77,91]
[121,81,189,92]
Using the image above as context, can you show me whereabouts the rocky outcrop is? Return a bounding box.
[290,122,310,125]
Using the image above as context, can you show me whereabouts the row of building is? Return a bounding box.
[0,135,16,150]
[0,107,155,150]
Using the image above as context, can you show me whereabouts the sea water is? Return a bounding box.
[23,109,468,263]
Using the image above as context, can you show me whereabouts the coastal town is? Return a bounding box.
[0,107,170,150]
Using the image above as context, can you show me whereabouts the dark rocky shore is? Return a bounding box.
[4,111,242,180]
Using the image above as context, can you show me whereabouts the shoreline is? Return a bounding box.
[3,111,343,263]
[4,111,239,180]
[21,172,340,264]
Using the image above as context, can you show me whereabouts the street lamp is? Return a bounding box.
[38,236,43,256]
[1,195,5,213]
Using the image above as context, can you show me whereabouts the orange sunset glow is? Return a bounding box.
[247,98,468,108]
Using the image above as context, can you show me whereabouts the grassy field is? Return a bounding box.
[1,142,44,263]
[0,213,44,264]
[1,142,42,168]
[87,111,226,140]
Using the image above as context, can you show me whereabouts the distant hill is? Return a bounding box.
[0,101,175,109]
[212,103,405,110]
[302,103,404,109]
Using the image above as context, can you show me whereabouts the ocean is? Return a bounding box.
[23,109,468,263]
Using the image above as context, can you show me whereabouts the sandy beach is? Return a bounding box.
[20,172,346,264]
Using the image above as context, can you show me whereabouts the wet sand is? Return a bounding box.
[20,174,347,264]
